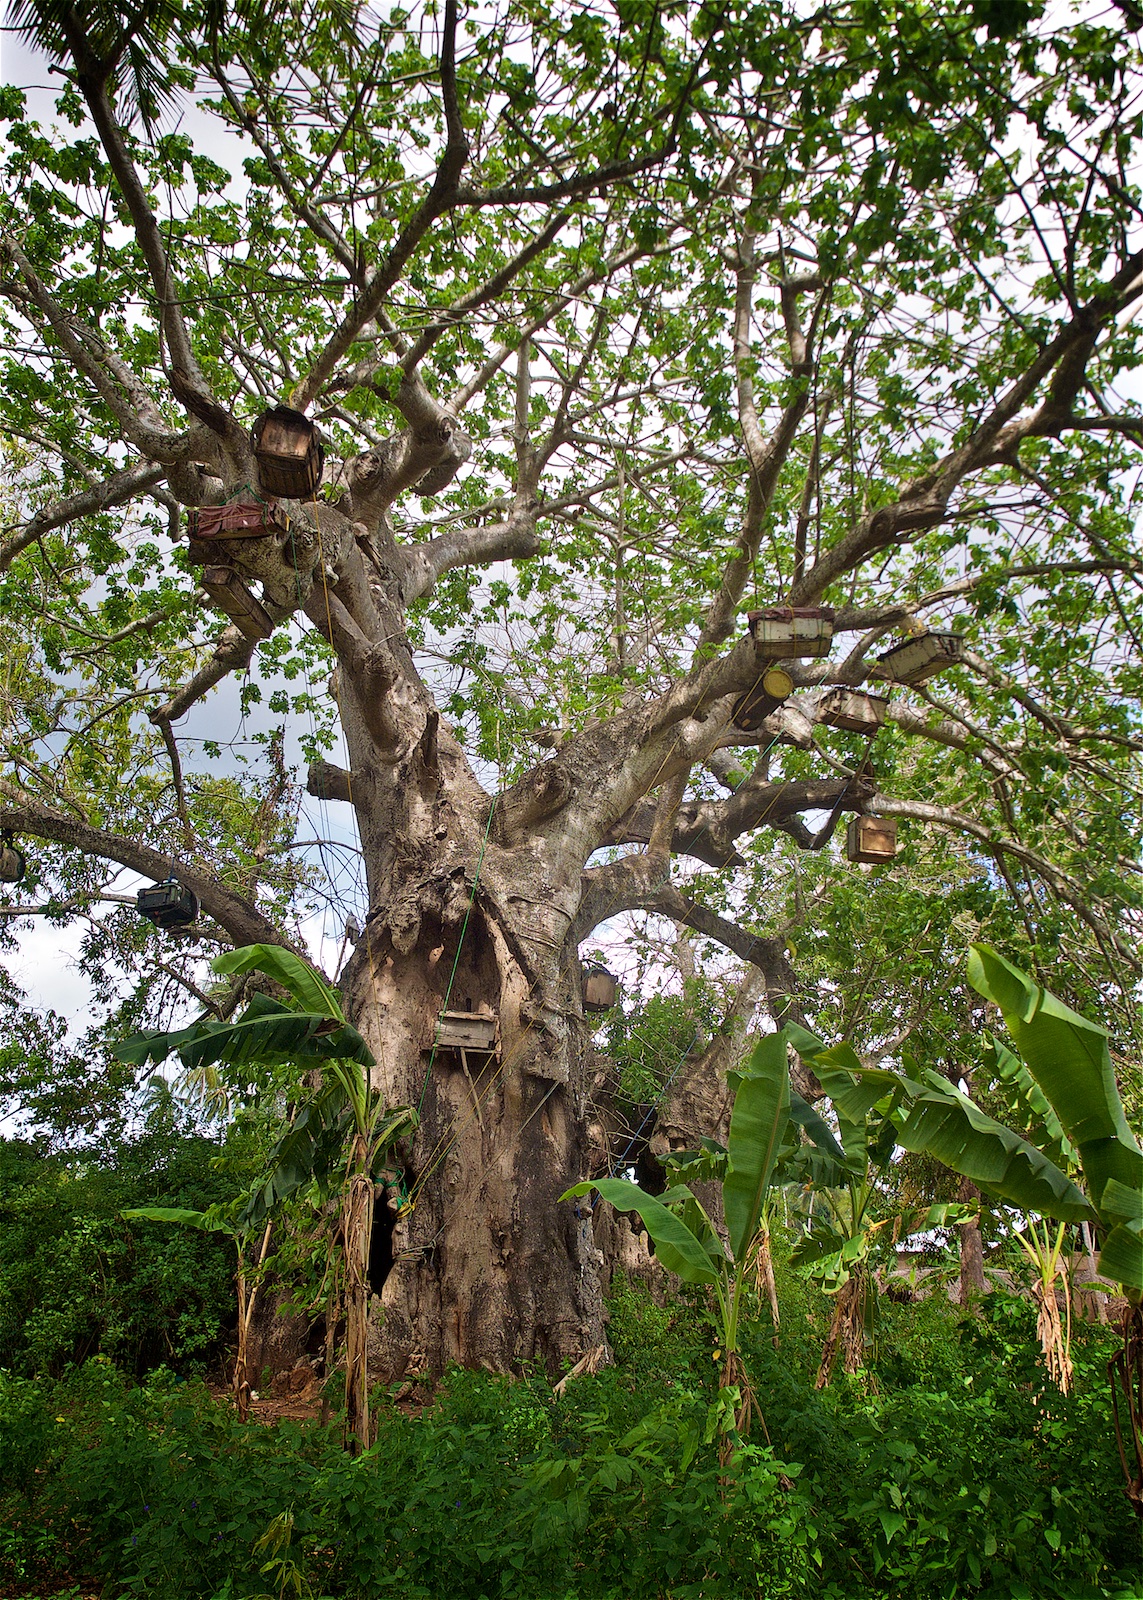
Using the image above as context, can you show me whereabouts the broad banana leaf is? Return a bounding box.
[785,1021,826,1059]
[724,1032,790,1264]
[789,1091,846,1165]
[115,991,373,1070]
[121,1205,235,1234]
[898,1072,1096,1224]
[792,1228,870,1291]
[1097,1222,1143,1290]
[561,1178,722,1284]
[213,943,347,1021]
[239,1085,351,1227]
[985,1033,1076,1166]
[968,945,1142,1222]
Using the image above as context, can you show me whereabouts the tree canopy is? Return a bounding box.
[1,0,1140,1072]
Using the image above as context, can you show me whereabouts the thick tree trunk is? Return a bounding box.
[340,890,608,1384]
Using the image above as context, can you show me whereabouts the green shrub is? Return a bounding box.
[1,1287,1136,1600]
[0,1130,236,1378]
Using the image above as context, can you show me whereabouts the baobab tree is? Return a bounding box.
[1,0,1140,1381]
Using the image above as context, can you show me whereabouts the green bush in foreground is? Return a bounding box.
[0,1130,236,1379]
[0,1289,1137,1600]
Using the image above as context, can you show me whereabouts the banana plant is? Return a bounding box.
[805,946,1143,1518]
[562,1031,791,1452]
[780,1035,973,1387]
[116,943,417,1453]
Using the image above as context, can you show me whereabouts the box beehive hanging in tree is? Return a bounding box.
[186,498,293,544]
[818,687,889,734]
[877,631,964,684]
[136,878,199,929]
[0,832,25,884]
[748,605,835,658]
[201,567,275,642]
[846,815,897,863]
[733,665,794,731]
[583,964,619,1014]
[252,407,324,499]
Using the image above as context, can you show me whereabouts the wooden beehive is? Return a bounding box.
[186,499,291,542]
[846,815,897,864]
[748,605,835,659]
[136,879,199,929]
[733,665,794,731]
[818,688,889,735]
[201,567,275,642]
[583,965,619,1014]
[877,631,963,685]
[435,1010,497,1053]
[252,407,324,499]
[0,836,25,884]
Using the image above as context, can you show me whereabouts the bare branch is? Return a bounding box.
[0,778,299,952]
[291,0,470,410]
[875,793,1139,969]
[791,249,1143,603]
[0,460,167,572]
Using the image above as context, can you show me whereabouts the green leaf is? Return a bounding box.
[115,998,372,1072]
[898,1074,1095,1224]
[968,945,1142,1221]
[561,1178,721,1284]
[1102,1178,1143,1226]
[789,1091,846,1165]
[724,1033,790,1264]
[212,943,346,1021]
[1097,1222,1143,1290]
[120,1205,233,1235]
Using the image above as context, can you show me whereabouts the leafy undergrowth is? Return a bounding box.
[0,1289,1137,1600]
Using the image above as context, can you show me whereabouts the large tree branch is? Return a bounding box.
[399,505,541,603]
[0,459,167,572]
[1,237,201,462]
[148,629,256,726]
[291,0,469,411]
[605,772,876,868]
[0,779,298,952]
[790,249,1143,604]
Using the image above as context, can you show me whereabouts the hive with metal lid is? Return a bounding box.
[877,631,963,685]
[136,878,200,929]
[747,605,835,658]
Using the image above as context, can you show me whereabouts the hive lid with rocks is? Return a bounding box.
[136,878,199,929]
[252,406,324,500]
[747,605,835,658]
[818,687,889,734]
[877,630,964,684]
[846,815,897,864]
